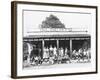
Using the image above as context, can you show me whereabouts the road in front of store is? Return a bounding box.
[23,60,91,70]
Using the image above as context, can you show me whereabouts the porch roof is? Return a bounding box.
[24,34,90,39]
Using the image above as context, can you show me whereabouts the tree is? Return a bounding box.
[41,14,65,28]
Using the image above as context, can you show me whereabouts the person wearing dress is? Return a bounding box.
[65,48,68,56]
[46,47,49,59]
[53,46,57,57]
[43,47,47,59]
[60,47,64,57]
[49,45,53,57]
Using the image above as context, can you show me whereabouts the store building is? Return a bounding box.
[23,28,91,59]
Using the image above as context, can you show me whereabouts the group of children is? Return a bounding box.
[72,48,91,61]
[23,43,91,67]
[42,45,70,64]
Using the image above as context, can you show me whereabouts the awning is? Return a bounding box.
[24,34,90,39]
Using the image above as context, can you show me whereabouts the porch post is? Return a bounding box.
[70,39,72,58]
[57,39,59,55]
[42,39,44,58]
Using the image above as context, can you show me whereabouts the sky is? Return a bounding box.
[23,10,92,36]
